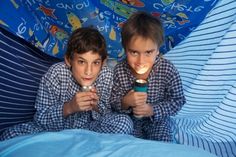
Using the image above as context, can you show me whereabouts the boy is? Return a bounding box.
[110,11,186,142]
[1,27,133,140]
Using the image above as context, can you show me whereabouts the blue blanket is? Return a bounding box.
[0,129,217,157]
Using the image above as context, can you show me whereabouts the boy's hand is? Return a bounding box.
[133,103,154,117]
[122,90,147,109]
[89,87,99,112]
[63,89,99,117]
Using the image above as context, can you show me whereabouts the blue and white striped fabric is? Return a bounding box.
[165,0,236,157]
[0,27,61,134]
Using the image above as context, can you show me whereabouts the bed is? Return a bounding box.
[0,29,216,157]
[0,129,217,157]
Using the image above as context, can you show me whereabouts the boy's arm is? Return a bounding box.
[151,66,185,121]
[110,67,132,114]
[34,69,72,130]
[93,66,114,116]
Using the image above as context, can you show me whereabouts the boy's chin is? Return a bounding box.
[81,82,93,86]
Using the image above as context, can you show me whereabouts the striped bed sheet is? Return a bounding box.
[165,0,236,157]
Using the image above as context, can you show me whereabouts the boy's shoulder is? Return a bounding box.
[44,62,68,77]
[96,66,113,84]
[49,61,65,69]
[159,56,180,74]
[158,56,176,68]
[113,60,128,72]
[98,65,114,78]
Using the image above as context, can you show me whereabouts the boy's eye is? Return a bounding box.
[94,61,101,65]
[78,60,85,64]
[145,51,153,56]
[129,50,138,56]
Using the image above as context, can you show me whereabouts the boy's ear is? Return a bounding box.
[64,55,71,67]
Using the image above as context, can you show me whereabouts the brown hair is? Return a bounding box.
[65,27,107,61]
[121,11,164,50]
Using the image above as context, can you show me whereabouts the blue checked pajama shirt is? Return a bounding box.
[1,62,133,141]
[110,56,186,142]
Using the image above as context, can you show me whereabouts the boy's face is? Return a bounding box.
[65,51,103,86]
[126,36,159,76]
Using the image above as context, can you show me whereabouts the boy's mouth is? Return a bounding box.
[83,78,93,82]
[82,77,94,85]
[135,65,149,74]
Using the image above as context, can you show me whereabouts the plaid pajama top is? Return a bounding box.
[110,55,186,139]
[34,62,113,131]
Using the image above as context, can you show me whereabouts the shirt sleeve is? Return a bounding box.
[110,66,132,114]
[152,64,186,121]
[92,67,114,119]
[33,67,68,131]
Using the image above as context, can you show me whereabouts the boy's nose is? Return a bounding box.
[85,65,92,76]
[137,55,144,64]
